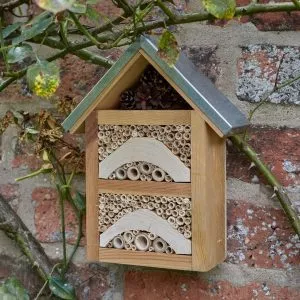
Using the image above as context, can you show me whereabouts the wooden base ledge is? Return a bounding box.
[99,248,192,270]
[98,179,191,197]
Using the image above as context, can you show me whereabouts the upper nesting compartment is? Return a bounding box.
[62,35,249,137]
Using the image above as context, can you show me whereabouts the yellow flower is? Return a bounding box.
[33,73,60,98]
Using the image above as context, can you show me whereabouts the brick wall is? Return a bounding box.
[1,1,300,299]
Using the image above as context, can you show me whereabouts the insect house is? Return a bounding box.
[63,36,249,271]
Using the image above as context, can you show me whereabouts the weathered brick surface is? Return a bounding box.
[0,255,42,297]
[227,201,300,269]
[227,127,300,187]
[237,45,300,104]
[32,187,85,244]
[0,183,19,210]
[124,271,300,300]
[182,46,220,83]
[67,263,110,300]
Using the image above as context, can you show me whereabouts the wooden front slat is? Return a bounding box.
[98,110,191,125]
[98,179,191,197]
[99,248,192,270]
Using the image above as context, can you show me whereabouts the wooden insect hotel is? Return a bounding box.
[62,36,249,271]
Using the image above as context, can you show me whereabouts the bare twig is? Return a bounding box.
[230,135,300,238]
[0,195,56,281]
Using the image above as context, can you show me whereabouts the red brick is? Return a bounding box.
[124,271,300,300]
[227,201,300,269]
[0,183,20,210]
[0,183,19,201]
[32,187,85,244]
[227,127,300,186]
[67,263,110,300]
[209,1,300,31]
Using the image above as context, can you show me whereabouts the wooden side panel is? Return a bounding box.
[98,110,191,125]
[85,112,99,261]
[191,111,226,271]
[99,248,192,270]
[98,180,191,197]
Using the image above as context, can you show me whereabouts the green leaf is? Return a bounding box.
[25,127,39,134]
[0,277,30,300]
[26,60,60,98]
[2,22,22,39]
[12,15,53,45]
[203,0,236,19]
[69,2,87,13]
[35,0,76,14]
[85,5,101,22]
[73,191,86,213]
[157,30,179,66]
[7,44,33,64]
[87,0,98,4]
[48,277,76,300]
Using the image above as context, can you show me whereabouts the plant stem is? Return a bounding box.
[230,135,300,237]
[65,213,83,272]
[57,185,67,278]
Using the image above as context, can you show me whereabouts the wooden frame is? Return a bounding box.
[85,111,99,260]
[84,109,227,271]
[98,110,191,125]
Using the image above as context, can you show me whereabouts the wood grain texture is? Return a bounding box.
[70,53,148,133]
[191,111,226,271]
[98,110,191,125]
[140,50,224,138]
[98,180,191,197]
[99,137,190,182]
[100,209,191,254]
[99,248,192,270]
[96,54,148,110]
[85,111,99,261]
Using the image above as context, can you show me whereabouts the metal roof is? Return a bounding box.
[62,35,249,136]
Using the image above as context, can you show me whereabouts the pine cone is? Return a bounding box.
[120,89,136,109]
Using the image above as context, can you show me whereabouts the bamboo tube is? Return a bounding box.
[166,133,175,141]
[184,217,192,225]
[135,233,151,251]
[184,230,192,239]
[139,162,153,175]
[112,236,125,249]
[183,132,191,141]
[124,243,131,250]
[156,208,163,215]
[161,196,167,204]
[146,175,152,181]
[164,125,172,133]
[165,175,173,182]
[152,168,165,182]
[140,174,147,181]
[176,216,185,226]
[115,167,127,180]
[148,233,157,240]
[167,216,176,225]
[127,166,140,181]
[123,231,134,243]
[153,238,167,253]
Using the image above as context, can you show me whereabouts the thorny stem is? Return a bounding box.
[69,11,101,47]
[57,184,67,278]
[230,135,300,238]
